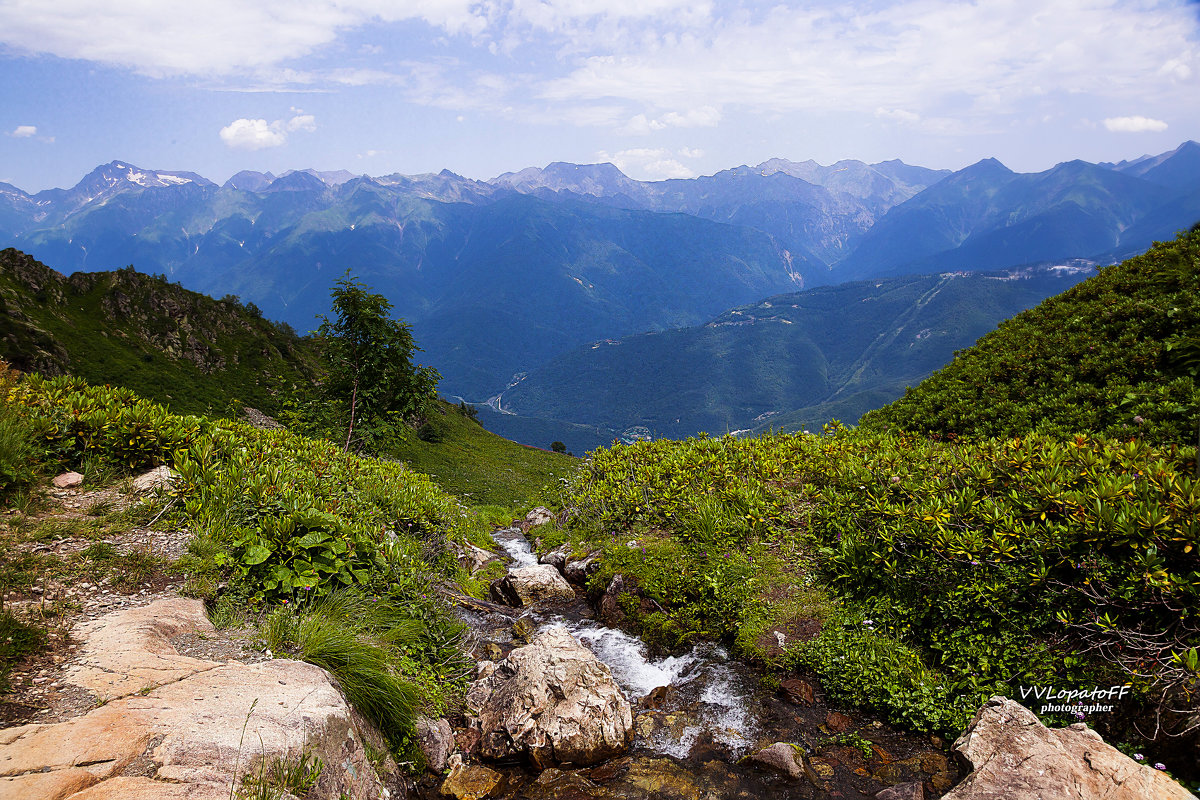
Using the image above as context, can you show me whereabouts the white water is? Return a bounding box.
[493,528,759,758]
[493,528,539,568]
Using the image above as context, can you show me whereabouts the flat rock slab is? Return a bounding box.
[0,598,389,800]
[66,596,218,699]
[946,696,1196,800]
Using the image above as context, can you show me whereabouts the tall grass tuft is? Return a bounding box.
[257,589,423,749]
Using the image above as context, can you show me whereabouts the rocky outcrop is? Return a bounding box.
[525,507,554,527]
[945,696,1196,800]
[0,598,396,800]
[489,564,575,607]
[464,625,633,769]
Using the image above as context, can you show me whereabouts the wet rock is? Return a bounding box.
[588,756,632,782]
[440,762,503,800]
[876,782,925,800]
[825,711,853,733]
[874,763,904,785]
[621,757,702,800]
[907,751,948,774]
[465,625,633,769]
[490,565,575,607]
[540,543,572,571]
[525,507,554,527]
[779,677,814,705]
[564,552,601,583]
[512,615,538,641]
[417,716,455,773]
[748,742,806,780]
[482,642,503,661]
[598,574,636,626]
[520,768,606,800]
[945,696,1195,800]
[131,465,175,494]
[51,471,83,489]
[640,685,671,710]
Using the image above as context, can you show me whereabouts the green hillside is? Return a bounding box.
[0,248,320,418]
[0,248,574,507]
[503,266,1089,439]
[862,227,1200,443]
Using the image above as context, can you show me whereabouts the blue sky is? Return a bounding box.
[1,0,1198,192]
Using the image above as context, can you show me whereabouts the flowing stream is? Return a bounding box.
[446,527,959,799]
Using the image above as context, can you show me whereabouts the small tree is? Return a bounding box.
[317,272,439,451]
[551,441,567,454]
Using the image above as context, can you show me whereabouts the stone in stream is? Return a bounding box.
[944,696,1196,800]
[540,543,572,571]
[875,782,925,800]
[440,760,504,800]
[746,742,823,787]
[415,716,455,773]
[465,625,634,769]
[490,564,576,607]
[563,552,601,583]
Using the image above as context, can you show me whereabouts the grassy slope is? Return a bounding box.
[388,401,578,508]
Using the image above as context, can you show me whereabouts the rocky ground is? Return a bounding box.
[0,472,402,800]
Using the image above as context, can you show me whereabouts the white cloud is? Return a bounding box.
[10,125,37,137]
[620,105,720,134]
[0,1,487,77]
[875,108,920,124]
[598,147,702,179]
[1104,116,1169,133]
[542,1,1200,126]
[219,113,316,149]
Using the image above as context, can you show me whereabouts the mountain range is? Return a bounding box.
[0,143,1196,444]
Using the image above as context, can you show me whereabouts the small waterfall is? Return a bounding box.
[492,527,539,568]
[488,527,759,758]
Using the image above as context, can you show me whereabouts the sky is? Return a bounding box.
[1,0,1198,192]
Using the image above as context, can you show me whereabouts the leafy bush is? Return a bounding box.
[562,424,1200,741]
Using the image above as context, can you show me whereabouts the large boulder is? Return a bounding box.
[490,564,575,607]
[945,696,1195,800]
[0,598,396,800]
[464,625,633,769]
